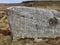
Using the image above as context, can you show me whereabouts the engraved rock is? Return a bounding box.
[7,6,60,40]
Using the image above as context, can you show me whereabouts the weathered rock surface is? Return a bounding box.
[7,6,60,40]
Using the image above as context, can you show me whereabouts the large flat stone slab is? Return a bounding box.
[7,6,60,40]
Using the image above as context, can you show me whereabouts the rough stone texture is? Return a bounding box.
[7,6,60,40]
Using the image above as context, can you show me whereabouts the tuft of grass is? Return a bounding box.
[0,36,12,45]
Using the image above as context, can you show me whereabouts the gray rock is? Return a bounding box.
[7,6,60,40]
